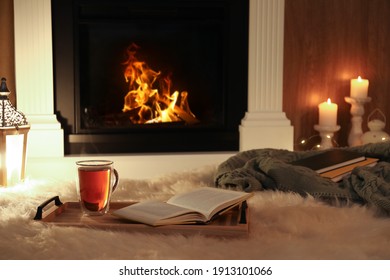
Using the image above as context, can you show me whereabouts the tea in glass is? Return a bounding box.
[76,160,119,215]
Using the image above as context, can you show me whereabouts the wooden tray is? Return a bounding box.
[33,196,249,237]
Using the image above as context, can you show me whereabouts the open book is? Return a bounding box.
[112,187,253,226]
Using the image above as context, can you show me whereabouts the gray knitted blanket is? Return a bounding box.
[214,142,390,213]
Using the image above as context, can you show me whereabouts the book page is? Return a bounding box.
[167,187,252,219]
[113,200,206,226]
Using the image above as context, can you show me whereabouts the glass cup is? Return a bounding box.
[76,160,119,216]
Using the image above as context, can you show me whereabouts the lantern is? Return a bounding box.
[0,77,30,186]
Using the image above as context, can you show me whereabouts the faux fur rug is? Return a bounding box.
[1,165,390,260]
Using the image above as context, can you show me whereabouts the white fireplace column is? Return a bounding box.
[240,0,293,151]
[13,0,64,157]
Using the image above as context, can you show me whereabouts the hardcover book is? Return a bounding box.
[291,149,366,174]
[112,187,253,226]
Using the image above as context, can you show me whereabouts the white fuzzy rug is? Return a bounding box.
[1,165,390,260]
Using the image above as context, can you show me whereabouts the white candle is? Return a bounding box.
[350,76,369,99]
[318,98,338,127]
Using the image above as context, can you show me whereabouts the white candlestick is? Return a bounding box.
[318,98,338,127]
[350,76,369,99]
[345,96,372,147]
[314,124,340,149]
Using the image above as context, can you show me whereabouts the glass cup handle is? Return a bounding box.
[112,169,119,192]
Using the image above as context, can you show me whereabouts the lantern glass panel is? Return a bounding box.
[6,134,24,185]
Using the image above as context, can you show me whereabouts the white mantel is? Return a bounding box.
[13,0,293,158]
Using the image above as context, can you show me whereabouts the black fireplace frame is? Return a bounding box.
[52,0,248,154]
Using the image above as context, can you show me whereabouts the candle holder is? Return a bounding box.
[344,96,372,147]
[314,124,340,150]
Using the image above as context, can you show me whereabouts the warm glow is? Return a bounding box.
[5,134,24,186]
[327,98,332,104]
[357,76,362,82]
[121,43,199,124]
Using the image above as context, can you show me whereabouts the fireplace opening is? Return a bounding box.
[52,0,248,154]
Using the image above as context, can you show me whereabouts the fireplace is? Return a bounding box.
[52,0,249,154]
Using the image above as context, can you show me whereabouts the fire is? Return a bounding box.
[122,43,198,124]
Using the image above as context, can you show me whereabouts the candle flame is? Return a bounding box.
[327,98,331,104]
[357,76,362,82]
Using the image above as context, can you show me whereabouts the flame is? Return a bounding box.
[122,43,198,124]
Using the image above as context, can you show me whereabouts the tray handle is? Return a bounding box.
[239,201,248,224]
[34,196,63,220]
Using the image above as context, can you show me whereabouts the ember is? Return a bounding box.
[122,43,199,124]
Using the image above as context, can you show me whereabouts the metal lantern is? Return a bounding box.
[0,77,30,186]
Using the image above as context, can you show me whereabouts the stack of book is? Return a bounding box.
[291,149,379,182]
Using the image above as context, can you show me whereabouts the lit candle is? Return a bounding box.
[318,98,338,127]
[350,76,369,99]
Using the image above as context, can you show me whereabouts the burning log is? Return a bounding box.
[159,92,199,124]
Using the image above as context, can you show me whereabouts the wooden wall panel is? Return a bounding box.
[367,0,390,127]
[283,0,390,149]
[0,0,16,105]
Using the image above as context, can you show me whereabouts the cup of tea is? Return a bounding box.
[76,160,119,216]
